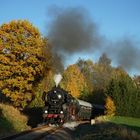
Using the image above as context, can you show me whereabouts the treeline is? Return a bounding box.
[0,20,140,118]
[75,58,140,118]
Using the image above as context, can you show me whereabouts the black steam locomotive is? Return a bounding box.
[42,86,92,125]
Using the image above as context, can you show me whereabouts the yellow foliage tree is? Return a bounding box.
[76,59,94,93]
[61,64,87,98]
[0,20,50,108]
[105,96,116,116]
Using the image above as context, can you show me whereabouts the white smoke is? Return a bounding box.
[54,74,62,87]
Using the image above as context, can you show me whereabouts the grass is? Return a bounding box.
[96,115,140,132]
[106,116,140,127]
[74,116,140,140]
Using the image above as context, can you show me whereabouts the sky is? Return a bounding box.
[0,0,140,75]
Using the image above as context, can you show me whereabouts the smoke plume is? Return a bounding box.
[47,7,101,60]
[47,6,140,74]
[106,38,140,72]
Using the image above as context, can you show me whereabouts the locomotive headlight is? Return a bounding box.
[60,111,63,114]
[44,110,48,113]
[58,94,62,99]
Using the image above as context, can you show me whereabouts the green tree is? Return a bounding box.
[98,53,111,66]
[0,20,50,108]
[90,54,112,104]
[94,53,112,90]
[106,68,140,117]
[76,56,113,105]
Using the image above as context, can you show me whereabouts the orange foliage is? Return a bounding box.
[105,96,116,116]
[61,64,86,98]
[0,20,50,108]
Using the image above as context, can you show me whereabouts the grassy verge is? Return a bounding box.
[0,103,30,138]
[74,121,140,140]
[74,116,140,140]
[95,115,140,132]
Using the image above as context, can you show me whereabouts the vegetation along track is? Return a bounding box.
[0,125,61,140]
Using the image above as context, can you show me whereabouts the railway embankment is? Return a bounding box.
[0,103,30,138]
[74,122,140,140]
[34,120,140,140]
[1,119,140,140]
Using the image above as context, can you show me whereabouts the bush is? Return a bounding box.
[0,103,30,137]
[105,96,116,116]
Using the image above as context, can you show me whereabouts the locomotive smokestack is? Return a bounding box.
[54,74,62,87]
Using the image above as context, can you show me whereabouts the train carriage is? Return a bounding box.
[77,99,92,120]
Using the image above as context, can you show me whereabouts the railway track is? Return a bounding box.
[0,125,61,140]
[0,121,90,140]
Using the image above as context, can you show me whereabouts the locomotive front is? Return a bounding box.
[43,86,67,125]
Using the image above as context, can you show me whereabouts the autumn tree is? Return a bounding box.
[76,59,96,101]
[60,64,87,98]
[105,96,116,116]
[76,59,94,92]
[0,20,50,108]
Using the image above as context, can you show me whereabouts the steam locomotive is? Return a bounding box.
[42,86,92,125]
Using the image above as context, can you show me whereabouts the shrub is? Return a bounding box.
[105,96,116,116]
[0,103,30,137]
